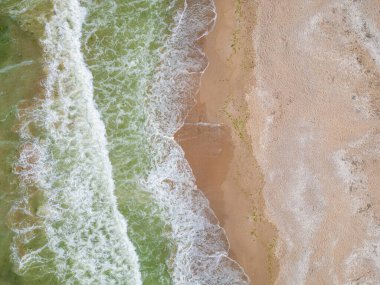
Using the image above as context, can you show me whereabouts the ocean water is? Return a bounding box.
[0,1,249,284]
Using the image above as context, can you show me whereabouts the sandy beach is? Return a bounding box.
[252,0,380,283]
[1,0,379,284]
[177,0,380,284]
[176,0,278,283]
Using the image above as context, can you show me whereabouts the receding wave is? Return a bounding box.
[146,1,250,284]
[4,0,249,284]
[81,0,249,283]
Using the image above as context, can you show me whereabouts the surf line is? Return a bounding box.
[9,1,142,284]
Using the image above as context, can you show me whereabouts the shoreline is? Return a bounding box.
[175,0,279,283]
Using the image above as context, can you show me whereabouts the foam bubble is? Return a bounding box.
[79,0,250,283]
[146,0,250,284]
[9,1,141,284]
[80,1,181,282]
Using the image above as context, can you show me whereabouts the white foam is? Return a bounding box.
[73,0,249,283]
[9,1,141,284]
[0,60,34,74]
[145,0,250,284]
[183,122,223,127]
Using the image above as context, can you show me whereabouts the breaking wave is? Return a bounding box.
[8,1,141,284]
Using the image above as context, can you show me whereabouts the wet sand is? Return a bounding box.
[177,0,380,284]
[176,0,279,284]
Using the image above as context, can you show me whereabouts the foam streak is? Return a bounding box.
[9,1,142,284]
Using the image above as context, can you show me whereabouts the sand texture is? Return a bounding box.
[177,0,380,284]
[176,0,278,283]
[252,0,380,283]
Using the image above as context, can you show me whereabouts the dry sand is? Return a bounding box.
[177,0,380,284]
[251,0,380,284]
[176,0,278,284]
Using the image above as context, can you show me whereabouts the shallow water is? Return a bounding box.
[0,1,249,284]
[0,9,46,284]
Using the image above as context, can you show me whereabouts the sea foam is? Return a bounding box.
[9,1,141,284]
[82,0,250,283]
[7,0,252,283]
[146,0,250,284]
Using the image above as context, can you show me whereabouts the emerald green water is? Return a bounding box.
[0,10,43,285]
[81,1,180,283]
[1,1,142,284]
[0,1,250,284]
[0,1,181,284]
